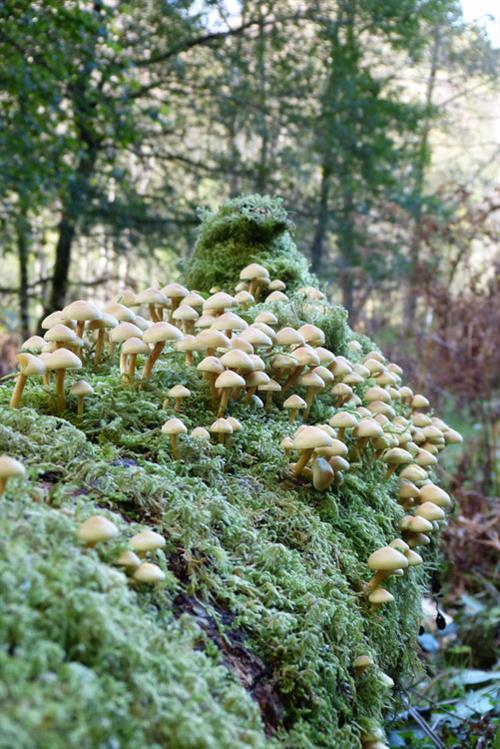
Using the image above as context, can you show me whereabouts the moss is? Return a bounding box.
[0,196,442,748]
[186,195,314,293]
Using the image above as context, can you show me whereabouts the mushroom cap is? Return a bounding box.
[383,447,413,465]
[332,357,353,377]
[130,529,166,553]
[70,379,94,397]
[226,416,242,432]
[246,371,270,388]
[196,329,230,350]
[110,322,144,342]
[76,515,119,544]
[365,386,391,403]
[21,335,46,352]
[195,313,216,330]
[312,365,334,383]
[210,418,233,435]
[41,310,74,330]
[329,455,350,472]
[399,464,428,483]
[191,426,211,440]
[355,419,384,439]
[315,347,336,366]
[283,394,307,410]
[276,327,305,347]
[161,282,189,299]
[215,370,246,390]
[116,550,141,569]
[418,483,452,509]
[44,324,77,343]
[234,290,255,306]
[415,449,438,467]
[197,356,224,375]
[293,426,333,451]
[258,378,281,393]
[329,411,358,429]
[401,515,434,533]
[412,393,430,409]
[230,336,254,354]
[176,335,198,353]
[133,315,152,331]
[103,302,136,322]
[133,562,165,583]
[398,479,420,499]
[255,311,278,325]
[389,538,410,553]
[46,348,82,371]
[353,654,374,670]
[368,546,408,571]
[220,350,254,372]
[332,382,353,398]
[203,291,235,311]
[114,288,139,307]
[63,300,102,322]
[162,418,187,436]
[143,322,183,344]
[416,502,446,521]
[405,549,423,566]
[292,346,320,366]
[368,588,395,604]
[0,455,26,479]
[212,312,247,332]
[268,279,286,292]
[16,353,46,376]
[136,287,168,306]
[180,291,205,308]
[265,290,288,303]
[239,262,270,281]
[298,371,325,389]
[121,336,150,355]
[298,323,325,345]
[168,384,191,399]
[271,353,297,371]
[443,428,463,444]
[251,321,277,342]
[239,327,273,348]
[173,306,199,322]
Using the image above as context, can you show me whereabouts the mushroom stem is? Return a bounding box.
[9,373,27,409]
[185,350,194,366]
[289,408,298,423]
[55,369,66,412]
[218,432,226,445]
[365,570,390,594]
[169,298,180,320]
[0,478,6,495]
[338,427,346,441]
[77,395,84,417]
[75,321,85,339]
[170,434,178,459]
[94,329,106,368]
[304,388,316,417]
[282,365,305,392]
[174,398,182,412]
[148,303,159,322]
[293,448,314,478]
[264,391,273,411]
[128,353,138,380]
[384,464,399,480]
[217,389,230,417]
[142,342,165,380]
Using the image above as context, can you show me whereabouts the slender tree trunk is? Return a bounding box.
[310,163,332,275]
[15,210,30,339]
[404,25,441,329]
[255,11,269,193]
[338,191,355,319]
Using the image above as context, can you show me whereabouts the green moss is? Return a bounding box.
[186,195,314,293]
[0,196,443,748]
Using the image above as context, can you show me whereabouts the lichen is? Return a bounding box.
[0,196,443,748]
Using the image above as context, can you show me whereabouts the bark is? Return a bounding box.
[338,191,355,318]
[310,163,332,275]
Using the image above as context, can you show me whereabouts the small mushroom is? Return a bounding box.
[132,562,165,584]
[312,457,335,491]
[215,370,246,417]
[130,529,166,557]
[283,394,307,423]
[116,550,141,571]
[9,353,46,409]
[76,515,119,547]
[70,379,94,417]
[0,455,25,495]
[142,322,183,380]
[365,546,408,594]
[382,448,413,479]
[46,348,82,412]
[167,385,191,412]
[210,417,233,446]
[161,417,187,458]
[121,336,150,380]
[62,299,102,340]
[291,426,333,478]
[329,411,358,441]
[353,655,374,677]
[191,426,211,441]
[368,588,395,606]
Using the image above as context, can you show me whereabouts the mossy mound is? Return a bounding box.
[0,197,448,748]
[185,195,314,293]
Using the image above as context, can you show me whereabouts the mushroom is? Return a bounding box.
[282,346,320,391]
[167,384,191,412]
[9,353,46,409]
[353,655,374,677]
[44,323,78,351]
[0,455,25,495]
[418,483,452,510]
[197,356,224,401]
[212,311,248,338]
[20,335,46,353]
[332,382,354,406]
[258,378,281,411]
[298,370,325,416]
[76,515,119,547]
[70,379,94,416]
[116,550,141,571]
[354,418,384,452]
[88,313,118,367]
[210,417,233,445]
[298,323,325,346]
[132,562,165,584]
[130,529,166,557]
[109,321,144,361]
[196,329,230,356]
[312,457,335,491]
[239,263,270,298]
[276,327,305,349]
[255,311,278,326]
[368,588,395,607]
[265,290,288,303]
[136,287,168,322]
[191,426,211,441]
[142,322,183,380]
[283,394,307,423]
[46,348,82,412]
[415,502,446,522]
[161,282,189,318]
[365,546,408,594]
[291,426,333,478]
[176,334,198,366]
[161,417,187,459]
[329,411,358,441]
[203,291,235,317]
[122,336,150,380]
[62,299,102,339]
[173,304,199,334]
[382,448,413,479]
[215,370,246,417]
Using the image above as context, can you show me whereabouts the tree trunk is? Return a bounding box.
[338,191,355,319]
[15,210,31,339]
[310,163,332,275]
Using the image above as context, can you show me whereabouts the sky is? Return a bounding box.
[460,0,500,46]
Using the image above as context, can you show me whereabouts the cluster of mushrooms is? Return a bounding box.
[4,262,462,744]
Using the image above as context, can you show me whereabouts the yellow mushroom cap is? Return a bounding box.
[76,515,119,545]
[412,393,430,409]
[405,549,423,566]
[162,418,187,436]
[168,385,191,399]
[443,428,463,445]
[239,263,270,281]
[234,290,255,306]
[70,380,94,397]
[399,464,428,483]
[0,455,26,480]
[136,287,168,306]
[383,447,413,465]
[283,394,307,411]
[173,306,199,322]
[389,538,410,553]
[215,370,246,390]
[329,411,358,429]
[353,654,374,671]
[368,588,395,604]
[132,562,165,584]
[203,292,235,312]
[62,299,102,322]
[197,356,225,375]
[16,353,46,376]
[116,550,141,569]
[161,282,189,300]
[110,322,144,342]
[21,335,46,352]
[180,292,205,308]
[239,327,273,348]
[220,350,254,371]
[418,484,452,509]
[212,312,248,332]
[268,279,286,292]
[416,501,446,521]
[293,426,333,451]
[210,418,233,435]
[315,347,336,366]
[255,311,278,325]
[121,337,150,355]
[368,546,408,571]
[143,322,183,344]
[292,346,321,366]
[130,529,166,553]
[298,323,325,345]
[191,427,211,440]
[355,419,384,439]
[103,302,136,322]
[44,324,77,344]
[226,416,242,432]
[46,348,82,371]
